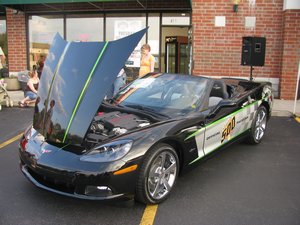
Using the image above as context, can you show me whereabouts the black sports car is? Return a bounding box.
[19,29,273,204]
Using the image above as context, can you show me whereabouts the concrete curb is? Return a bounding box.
[13,100,34,108]
[271,110,294,117]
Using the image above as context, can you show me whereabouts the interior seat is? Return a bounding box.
[209,80,229,107]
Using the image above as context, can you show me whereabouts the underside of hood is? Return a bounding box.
[32,28,147,146]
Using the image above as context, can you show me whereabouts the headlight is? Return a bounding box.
[80,140,133,162]
[24,125,33,140]
[20,125,34,150]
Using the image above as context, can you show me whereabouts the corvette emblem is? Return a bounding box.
[41,149,52,154]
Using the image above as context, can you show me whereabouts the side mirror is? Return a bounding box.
[207,100,237,119]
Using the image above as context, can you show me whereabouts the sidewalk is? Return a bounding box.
[2,89,300,117]
[272,99,300,117]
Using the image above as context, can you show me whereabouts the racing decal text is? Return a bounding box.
[237,116,249,124]
[221,116,236,143]
[206,132,221,141]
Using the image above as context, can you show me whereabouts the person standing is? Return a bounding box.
[37,54,45,78]
[139,44,155,78]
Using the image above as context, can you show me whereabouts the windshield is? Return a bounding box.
[114,74,209,117]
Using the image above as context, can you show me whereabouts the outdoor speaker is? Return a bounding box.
[241,37,266,66]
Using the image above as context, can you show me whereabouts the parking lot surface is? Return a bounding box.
[0,108,299,225]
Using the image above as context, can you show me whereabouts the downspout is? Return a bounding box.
[293,61,300,115]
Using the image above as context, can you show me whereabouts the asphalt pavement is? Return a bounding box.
[0,108,299,225]
[0,107,33,143]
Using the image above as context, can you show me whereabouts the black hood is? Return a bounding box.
[33,28,147,146]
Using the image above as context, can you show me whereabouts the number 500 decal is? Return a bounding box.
[221,116,236,143]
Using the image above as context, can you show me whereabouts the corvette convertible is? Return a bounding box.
[19,29,273,204]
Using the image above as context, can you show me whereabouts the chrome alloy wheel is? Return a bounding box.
[254,108,267,142]
[147,151,177,200]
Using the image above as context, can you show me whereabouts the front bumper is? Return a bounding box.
[20,163,126,200]
[19,134,141,201]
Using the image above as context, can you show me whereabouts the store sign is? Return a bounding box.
[162,17,190,26]
[114,20,142,68]
[114,20,142,40]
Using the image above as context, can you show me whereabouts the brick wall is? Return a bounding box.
[6,8,27,72]
[192,0,284,90]
[280,9,300,100]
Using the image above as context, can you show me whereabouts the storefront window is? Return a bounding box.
[25,12,190,79]
[148,14,160,71]
[0,17,7,71]
[0,16,7,71]
[106,13,146,81]
[28,15,63,71]
[66,14,104,42]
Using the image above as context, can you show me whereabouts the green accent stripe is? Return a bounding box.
[188,129,250,165]
[62,41,109,143]
[206,100,259,129]
[59,143,70,150]
[185,98,265,141]
[184,128,205,141]
[187,96,270,165]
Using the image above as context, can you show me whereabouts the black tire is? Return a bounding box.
[247,105,268,144]
[135,143,179,204]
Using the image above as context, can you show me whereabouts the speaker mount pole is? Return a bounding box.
[250,65,254,81]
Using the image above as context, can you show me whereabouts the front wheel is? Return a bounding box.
[136,143,179,204]
[247,105,268,144]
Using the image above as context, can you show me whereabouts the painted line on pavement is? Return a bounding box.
[0,133,23,149]
[295,117,300,123]
[140,204,158,225]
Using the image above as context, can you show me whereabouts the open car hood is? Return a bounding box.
[33,28,147,146]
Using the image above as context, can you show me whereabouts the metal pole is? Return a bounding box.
[293,60,300,115]
[250,65,253,81]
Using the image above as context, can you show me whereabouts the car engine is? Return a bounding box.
[85,111,150,147]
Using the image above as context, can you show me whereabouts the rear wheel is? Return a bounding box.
[247,105,268,144]
[136,143,179,204]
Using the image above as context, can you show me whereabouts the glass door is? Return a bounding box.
[179,43,189,74]
[166,43,176,73]
[165,36,189,74]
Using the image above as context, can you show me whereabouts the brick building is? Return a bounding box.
[192,0,300,100]
[0,0,299,99]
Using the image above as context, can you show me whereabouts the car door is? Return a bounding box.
[203,99,254,155]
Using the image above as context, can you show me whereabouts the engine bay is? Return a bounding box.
[85,110,151,148]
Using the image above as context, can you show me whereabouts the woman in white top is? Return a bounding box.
[19,69,39,107]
